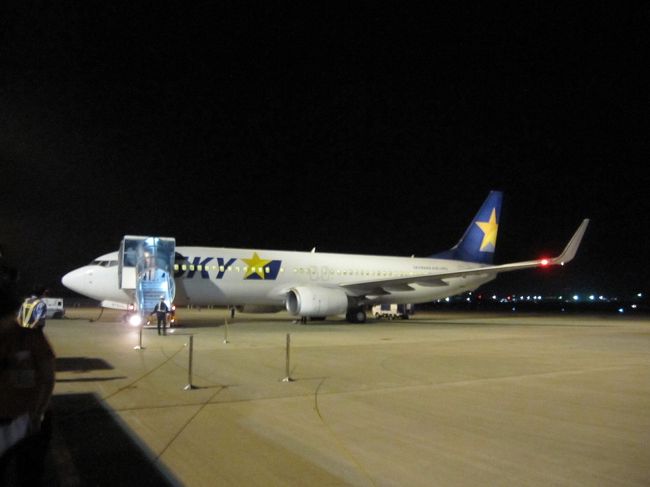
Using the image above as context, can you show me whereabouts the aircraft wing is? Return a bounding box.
[342,219,589,296]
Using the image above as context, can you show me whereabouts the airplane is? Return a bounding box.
[61,191,589,323]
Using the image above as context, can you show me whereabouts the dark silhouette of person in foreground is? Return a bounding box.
[0,265,56,486]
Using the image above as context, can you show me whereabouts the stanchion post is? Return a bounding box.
[184,334,197,390]
[282,333,294,382]
[134,325,145,350]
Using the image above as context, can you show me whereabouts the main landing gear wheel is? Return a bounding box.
[345,308,366,323]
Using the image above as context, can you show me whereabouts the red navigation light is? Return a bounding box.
[540,258,550,266]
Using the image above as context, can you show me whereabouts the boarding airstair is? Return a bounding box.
[118,236,176,319]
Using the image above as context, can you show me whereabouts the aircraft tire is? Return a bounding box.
[346,309,366,323]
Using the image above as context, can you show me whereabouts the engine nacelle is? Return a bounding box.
[286,286,349,317]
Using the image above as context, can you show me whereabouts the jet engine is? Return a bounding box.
[286,286,349,317]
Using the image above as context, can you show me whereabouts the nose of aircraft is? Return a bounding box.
[61,267,86,294]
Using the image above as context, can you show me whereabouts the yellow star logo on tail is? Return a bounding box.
[475,208,499,251]
[242,252,271,279]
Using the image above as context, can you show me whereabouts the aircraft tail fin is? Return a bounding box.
[432,190,503,264]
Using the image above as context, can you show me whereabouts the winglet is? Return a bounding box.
[551,219,590,265]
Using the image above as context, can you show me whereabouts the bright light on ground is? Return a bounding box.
[129,314,143,327]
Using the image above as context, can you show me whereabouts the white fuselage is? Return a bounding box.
[62,246,495,311]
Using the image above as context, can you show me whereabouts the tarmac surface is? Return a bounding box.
[38,308,650,486]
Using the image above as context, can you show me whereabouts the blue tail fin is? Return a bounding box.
[432,191,503,264]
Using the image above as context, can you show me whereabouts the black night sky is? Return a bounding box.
[1,3,648,298]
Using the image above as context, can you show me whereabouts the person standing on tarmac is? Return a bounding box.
[17,288,47,330]
[152,297,169,336]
